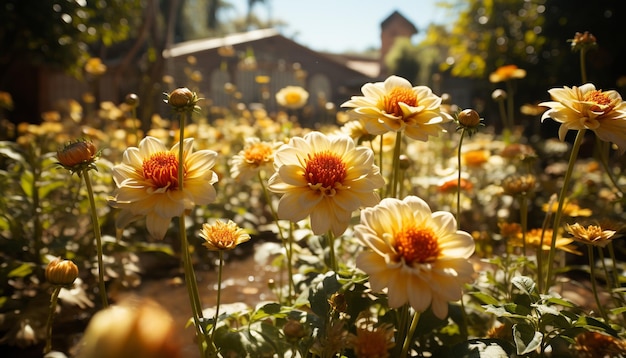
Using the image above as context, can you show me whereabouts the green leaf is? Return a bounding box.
[511,276,536,296]
[38,180,66,199]
[611,306,626,315]
[20,170,34,197]
[8,263,34,278]
[513,323,543,355]
[470,291,500,305]
[0,144,25,162]
[544,296,576,308]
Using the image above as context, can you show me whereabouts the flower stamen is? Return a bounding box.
[304,151,347,196]
[382,87,417,117]
[395,226,440,264]
[142,152,183,189]
[243,142,273,166]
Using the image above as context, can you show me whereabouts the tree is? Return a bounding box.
[385,38,421,83]
[0,0,143,80]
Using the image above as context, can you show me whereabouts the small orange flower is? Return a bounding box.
[230,138,280,181]
[348,320,395,358]
[511,228,582,255]
[200,220,251,251]
[542,201,592,217]
[85,57,107,76]
[437,177,473,194]
[574,331,626,358]
[463,149,490,168]
[489,65,526,83]
[565,223,616,248]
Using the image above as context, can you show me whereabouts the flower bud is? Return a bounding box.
[570,31,597,52]
[457,109,482,128]
[46,258,79,286]
[57,139,98,171]
[283,319,307,340]
[491,89,507,102]
[125,93,140,108]
[398,154,411,170]
[165,88,198,112]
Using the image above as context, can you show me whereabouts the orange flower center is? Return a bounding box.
[244,143,273,166]
[142,152,183,189]
[304,151,347,196]
[395,226,440,264]
[583,90,613,112]
[285,92,302,105]
[382,87,417,117]
[584,90,611,105]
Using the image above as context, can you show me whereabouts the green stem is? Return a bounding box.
[497,98,511,143]
[82,168,108,308]
[212,250,224,342]
[390,131,403,198]
[177,111,208,356]
[327,230,337,272]
[394,304,410,357]
[456,128,466,229]
[545,129,586,293]
[537,196,555,293]
[588,245,609,322]
[401,310,421,358]
[580,48,588,84]
[596,139,624,196]
[258,172,294,302]
[608,242,622,291]
[520,194,528,258]
[43,286,61,354]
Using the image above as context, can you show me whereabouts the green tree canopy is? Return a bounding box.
[0,0,143,79]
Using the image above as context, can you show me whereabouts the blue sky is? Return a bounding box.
[227,0,450,53]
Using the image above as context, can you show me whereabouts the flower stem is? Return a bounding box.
[520,194,528,258]
[212,250,224,342]
[390,131,403,198]
[580,48,588,84]
[456,128,466,229]
[258,172,294,301]
[588,245,609,322]
[401,310,421,358]
[82,168,108,308]
[545,129,586,293]
[177,111,208,356]
[327,230,337,272]
[43,286,61,354]
[596,139,624,197]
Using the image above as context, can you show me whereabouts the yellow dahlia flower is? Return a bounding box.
[540,83,626,153]
[110,136,218,240]
[275,85,309,110]
[565,223,616,248]
[355,196,475,319]
[340,75,452,141]
[267,131,385,236]
[200,220,251,251]
[230,137,280,181]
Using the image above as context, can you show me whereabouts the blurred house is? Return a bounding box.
[162,28,374,123]
[11,10,440,127]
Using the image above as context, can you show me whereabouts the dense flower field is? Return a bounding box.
[0,32,625,358]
